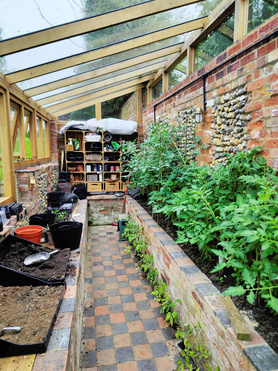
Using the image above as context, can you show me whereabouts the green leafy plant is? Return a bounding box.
[126,138,278,313]
[175,323,209,371]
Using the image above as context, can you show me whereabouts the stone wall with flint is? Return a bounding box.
[142,15,278,169]
[176,109,198,162]
[15,164,59,215]
[211,86,251,165]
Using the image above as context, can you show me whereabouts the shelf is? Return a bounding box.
[64,129,135,193]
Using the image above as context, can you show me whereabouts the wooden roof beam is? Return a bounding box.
[50,85,144,117]
[0,0,203,56]
[45,78,148,112]
[24,43,183,97]
[6,17,207,84]
[147,0,235,88]
[38,62,165,106]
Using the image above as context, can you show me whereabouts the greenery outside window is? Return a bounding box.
[248,0,278,32]
[152,80,163,101]
[195,12,235,71]
[169,56,187,90]
[37,116,50,159]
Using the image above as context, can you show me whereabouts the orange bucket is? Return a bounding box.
[15,225,44,244]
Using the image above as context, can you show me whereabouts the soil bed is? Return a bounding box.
[137,197,278,354]
[0,285,63,344]
[0,241,70,281]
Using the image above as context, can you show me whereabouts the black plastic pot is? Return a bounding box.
[29,213,56,227]
[50,221,83,250]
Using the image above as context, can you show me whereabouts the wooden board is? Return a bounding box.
[221,296,251,341]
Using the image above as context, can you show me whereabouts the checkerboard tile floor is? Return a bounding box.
[80,225,180,370]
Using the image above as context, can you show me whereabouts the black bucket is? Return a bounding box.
[29,213,56,228]
[50,221,83,250]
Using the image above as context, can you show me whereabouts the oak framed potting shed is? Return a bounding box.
[0,0,277,370]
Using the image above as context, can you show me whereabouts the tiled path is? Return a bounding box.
[80,225,179,371]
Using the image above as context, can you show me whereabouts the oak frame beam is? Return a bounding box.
[6,17,207,84]
[24,43,183,97]
[234,0,248,41]
[0,0,203,56]
[37,62,164,106]
[46,77,151,113]
[147,0,235,88]
[51,85,144,117]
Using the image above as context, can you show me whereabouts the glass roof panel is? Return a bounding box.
[2,3,200,76]
[0,0,149,40]
[16,37,189,90]
[33,56,170,101]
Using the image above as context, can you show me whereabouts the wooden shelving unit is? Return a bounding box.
[64,130,135,193]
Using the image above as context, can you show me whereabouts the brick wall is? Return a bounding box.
[15,163,59,214]
[88,195,123,225]
[119,92,138,121]
[126,196,278,371]
[142,14,278,168]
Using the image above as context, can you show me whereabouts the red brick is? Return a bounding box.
[266,96,278,107]
[260,130,270,139]
[246,61,256,72]
[257,40,276,58]
[266,73,278,84]
[245,101,262,112]
[271,131,278,138]
[269,148,278,157]
[241,52,256,67]
[266,139,278,148]
[256,56,267,68]
[253,69,261,79]
[248,140,264,148]
[247,121,264,130]
[247,78,265,91]
[228,42,242,57]
[242,30,258,48]
[259,17,278,37]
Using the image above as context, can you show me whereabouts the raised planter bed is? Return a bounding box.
[0,234,70,285]
[125,196,278,371]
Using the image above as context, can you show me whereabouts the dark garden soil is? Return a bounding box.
[137,198,278,354]
[0,242,70,281]
[0,285,63,345]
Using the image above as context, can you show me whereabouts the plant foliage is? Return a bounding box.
[122,121,278,313]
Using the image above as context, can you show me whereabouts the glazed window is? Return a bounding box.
[169,56,187,90]
[152,79,162,101]
[36,117,50,159]
[195,12,235,71]
[248,0,278,32]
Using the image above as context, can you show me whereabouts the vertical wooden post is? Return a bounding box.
[137,89,142,124]
[30,110,38,160]
[0,89,16,199]
[45,120,50,158]
[162,72,169,94]
[187,46,195,76]
[95,102,102,120]
[38,117,44,158]
[234,0,248,41]
[19,105,27,160]
[146,87,152,105]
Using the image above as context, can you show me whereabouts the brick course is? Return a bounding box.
[141,14,278,168]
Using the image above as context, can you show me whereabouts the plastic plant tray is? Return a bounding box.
[0,234,70,286]
[0,285,64,357]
